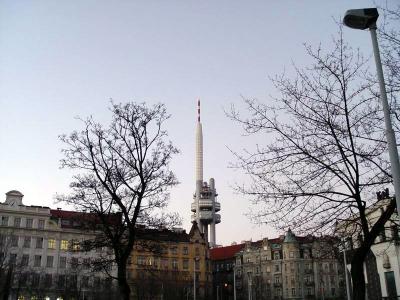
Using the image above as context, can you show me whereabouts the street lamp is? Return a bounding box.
[233,264,237,300]
[247,271,252,300]
[344,8,400,215]
[193,257,200,300]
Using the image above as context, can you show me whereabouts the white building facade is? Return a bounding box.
[339,192,400,299]
[0,190,117,300]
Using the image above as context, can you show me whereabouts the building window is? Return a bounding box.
[58,275,65,288]
[60,240,68,250]
[331,288,336,296]
[32,273,40,286]
[21,254,29,266]
[71,257,79,269]
[292,288,296,296]
[11,235,18,247]
[1,216,9,226]
[183,259,189,270]
[44,274,52,287]
[307,287,312,295]
[171,247,178,255]
[93,277,101,288]
[23,236,31,248]
[36,237,43,249]
[34,255,41,267]
[274,276,280,283]
[83,258,90,269]
[246,257,251,263]
[14,217,21,227]
[274,252,280,260]
[59,257,66,269]
[195,247,200,256]
[330,275,336,284]
[81,276,89,288]
[183,246,189,255]
[26,218,33,228]
[195,260,200,270]
[71,240,80,251]
[266,266,271,272]
[289,251,294,258]
[38,219,45,229]
[9,253,17,265]
[137,256,145,265]
[162,259,168,269]
[48,239,56,249]
[275,264,280,272]
[46,256,54,268]
[172,259,178,269]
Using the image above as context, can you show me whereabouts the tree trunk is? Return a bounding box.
[117,261,131,300]
[351,248,367,300]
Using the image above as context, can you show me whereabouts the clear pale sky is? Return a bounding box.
[0,0,388,245]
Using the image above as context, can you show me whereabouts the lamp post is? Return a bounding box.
[342,238,352,300]
[194,257,199,300]
[343,7,400,215]
[247,271,252,300]
[233,264,237,300]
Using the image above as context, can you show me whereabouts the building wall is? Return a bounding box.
[0,193,117,300]
[373,242,400,297]
[339,197,400,298]
[127,223,212,300]
[212,231,345,300]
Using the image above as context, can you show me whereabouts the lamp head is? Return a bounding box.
[343,8,379,30]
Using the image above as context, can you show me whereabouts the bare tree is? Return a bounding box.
[0,233,13,300]
[228,29,397,300]
[58,102,180,300]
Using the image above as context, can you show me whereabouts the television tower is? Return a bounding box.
[191,99,221,247]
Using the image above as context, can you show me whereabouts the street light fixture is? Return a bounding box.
[343,8,378,30]
[343,8,400,218]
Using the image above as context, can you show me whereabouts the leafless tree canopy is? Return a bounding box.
[58,102,180,300]
[228,24,399,300]
[229,30,393,235]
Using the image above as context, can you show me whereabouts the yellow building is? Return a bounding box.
[128,222,211,300]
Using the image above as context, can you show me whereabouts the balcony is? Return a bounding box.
[191,201,220,212]
[191,212,221,223]
[304,269,313,274]
[273,282,282,287]
[305,281,315,286]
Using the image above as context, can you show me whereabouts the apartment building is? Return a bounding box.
[211,229,345,300]
[127,221,212,300]
[0,190,117,300]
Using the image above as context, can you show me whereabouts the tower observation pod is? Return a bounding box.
[191,99,221,248]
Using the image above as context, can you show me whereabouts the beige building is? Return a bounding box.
[127,222,212,300]
[0,190,117,300]
[234,229,345,300]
